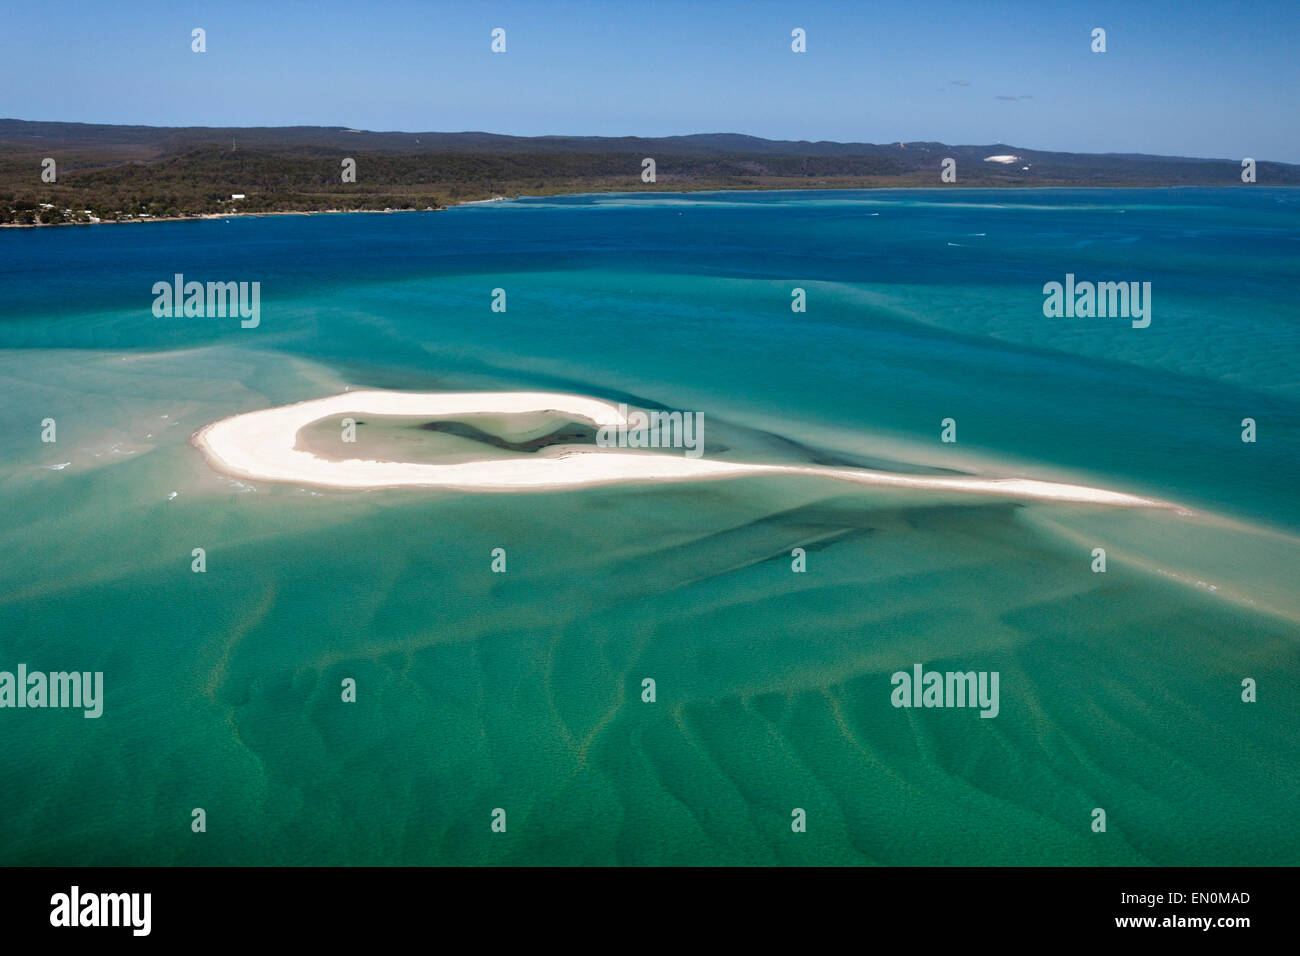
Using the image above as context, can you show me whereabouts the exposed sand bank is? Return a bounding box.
[191,389,1178,507]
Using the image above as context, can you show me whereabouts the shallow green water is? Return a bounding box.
[0,189,1296,865]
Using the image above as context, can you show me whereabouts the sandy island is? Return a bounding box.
[191,389,1176,507]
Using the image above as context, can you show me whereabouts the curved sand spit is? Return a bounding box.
[192,389,1175,507]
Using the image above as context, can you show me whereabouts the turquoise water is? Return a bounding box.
[1,188,1297,865]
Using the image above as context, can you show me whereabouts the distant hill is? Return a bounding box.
[1,119,1294,225]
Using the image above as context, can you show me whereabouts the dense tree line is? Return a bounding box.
[1,138,1283,226]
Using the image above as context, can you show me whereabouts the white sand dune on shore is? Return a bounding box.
[191,389,1177,507]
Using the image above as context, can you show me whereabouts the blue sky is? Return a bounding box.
[3,0,1297,161]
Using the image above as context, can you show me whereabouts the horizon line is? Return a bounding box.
[1,117,1290,167]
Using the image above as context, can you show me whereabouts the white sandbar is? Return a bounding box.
[191,389,1174,507]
